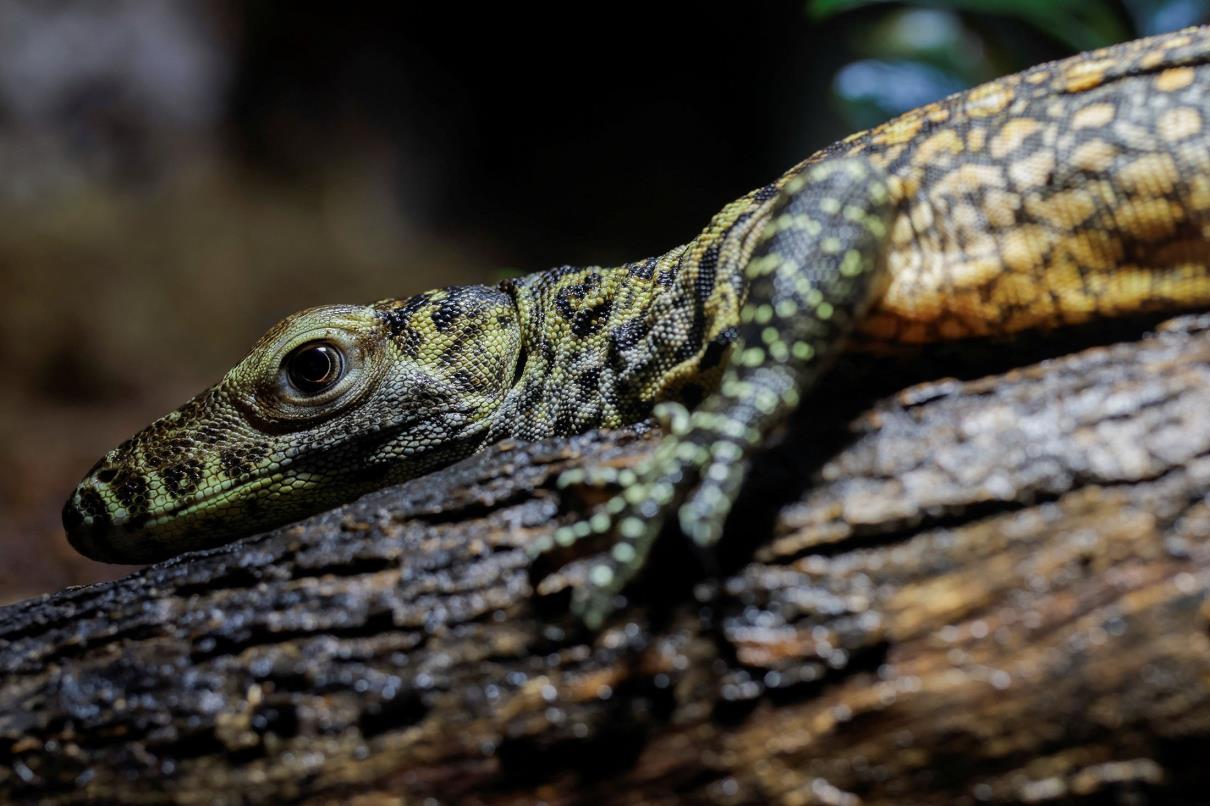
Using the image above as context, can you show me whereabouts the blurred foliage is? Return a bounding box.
[810,0,1210,131]
[810,0,1130,51]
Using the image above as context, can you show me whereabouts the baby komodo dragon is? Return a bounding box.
[66,28,1210,626]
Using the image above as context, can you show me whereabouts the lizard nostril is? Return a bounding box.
[95,467,118,484]
[61,498,85,531]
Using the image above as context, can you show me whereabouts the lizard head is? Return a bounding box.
[63,285,522,564]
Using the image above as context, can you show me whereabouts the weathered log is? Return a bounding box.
[2,315,1209,805]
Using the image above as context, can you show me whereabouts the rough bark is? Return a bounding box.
[2,315,1209,805]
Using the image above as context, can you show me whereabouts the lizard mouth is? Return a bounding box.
[62,470,300,565]
[62,419,470,564]
[63,403,484,564]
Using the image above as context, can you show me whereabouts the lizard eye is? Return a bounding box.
[285,342,345,394]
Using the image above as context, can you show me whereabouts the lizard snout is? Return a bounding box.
[62,483,119,563]
[61,467,143,564]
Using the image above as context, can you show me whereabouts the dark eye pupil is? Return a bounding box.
[287,343,343,393]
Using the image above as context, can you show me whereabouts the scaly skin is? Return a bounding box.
[65,28,1210,626]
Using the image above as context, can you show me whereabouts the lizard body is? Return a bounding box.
[65,28,1210,624]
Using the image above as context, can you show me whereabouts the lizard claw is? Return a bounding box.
[537,428,708,627]
[677,441,749,546]
[529,463,633,558]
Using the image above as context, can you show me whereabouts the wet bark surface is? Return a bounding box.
[2,315,1209,805]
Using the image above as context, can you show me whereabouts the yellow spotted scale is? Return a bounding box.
[65,28,1210,626]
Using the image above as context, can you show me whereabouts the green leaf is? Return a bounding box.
[807,0,1131,52]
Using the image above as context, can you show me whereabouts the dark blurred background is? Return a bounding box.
[2,0,1206,603]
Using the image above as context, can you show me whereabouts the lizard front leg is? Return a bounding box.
[534,157,897,628]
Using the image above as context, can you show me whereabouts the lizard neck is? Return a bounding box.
[487,263,644,443]
[488,186,779,443]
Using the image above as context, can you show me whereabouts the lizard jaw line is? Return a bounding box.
[67,465,304,564]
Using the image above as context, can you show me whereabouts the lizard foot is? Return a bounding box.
[532,156,893,629]
[531,403,741,629]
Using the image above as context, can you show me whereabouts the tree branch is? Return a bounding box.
[3,315,1209,804]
